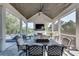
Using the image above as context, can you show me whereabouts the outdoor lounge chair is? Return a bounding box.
[28,44,44,56]
[47,44,65,56]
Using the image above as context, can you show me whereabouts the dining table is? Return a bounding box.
[26,39,59,45]
[25,39,63,50]
[23,39,64,56]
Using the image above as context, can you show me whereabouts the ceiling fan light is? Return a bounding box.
[38,12,42,16]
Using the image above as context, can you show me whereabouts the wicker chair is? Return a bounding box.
[28,44,44,56]
[16,36,29,56]
[47,45,65,56]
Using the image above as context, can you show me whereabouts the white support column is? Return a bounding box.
[76,7,79,50]
[52,22,54,39]
[0,5,6,51]
[58,20,62,44]
[26,21,28,36]
[20,19,22,36]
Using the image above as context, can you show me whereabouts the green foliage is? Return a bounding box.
[27,28,34,35]
[6,13,20,35]
[6,13,34,35]
[61,20,76,35]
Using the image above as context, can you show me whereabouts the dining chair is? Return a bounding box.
[47,44,65,56]
[62,38,71,49]
[16,36,29,56]
[28,44,44,56]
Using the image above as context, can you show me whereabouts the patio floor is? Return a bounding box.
[0,43,19,56]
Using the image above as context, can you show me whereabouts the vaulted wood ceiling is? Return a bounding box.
[11,3,71,19]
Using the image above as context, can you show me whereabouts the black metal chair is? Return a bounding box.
[16,36,29,56]
[28,44,44,56]
[47,44,65,56]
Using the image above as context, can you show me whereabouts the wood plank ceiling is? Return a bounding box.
[11,3,71,19]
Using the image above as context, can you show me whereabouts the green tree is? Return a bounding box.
[61,20,76,35]
[6,13,20,35]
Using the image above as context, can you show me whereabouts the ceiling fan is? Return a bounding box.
[37,3,47,16]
